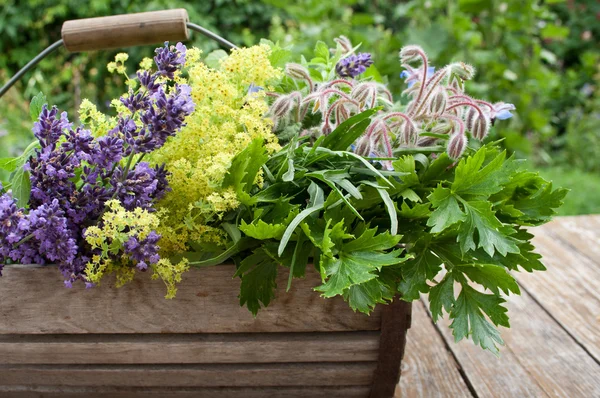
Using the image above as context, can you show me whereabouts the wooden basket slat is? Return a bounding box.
[0,265,382,334]
[0,385,372,398]
[0,363,377,387]
[0,331,379,364]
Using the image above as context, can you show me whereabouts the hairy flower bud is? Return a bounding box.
[471,113,490,141]
[354,134,373,156]
[447,133,467,160]
[285,63,310,81]
[399,45,425,64]
[465,107,477,131]
[449,62,476,80]
[271,95,294,118]
[334,36,353,53]
[400,120,419,146]
[351,83,377,106]
[429,88,448,115]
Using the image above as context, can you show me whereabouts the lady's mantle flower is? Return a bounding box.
[335,53,374,78]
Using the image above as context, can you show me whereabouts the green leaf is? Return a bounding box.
[320,108,379,151]
[29,92,46,122]
[429,274,455,322]
[398,202,431,219]
[458,201,520,256]
[222,138,268,204]
[278,203,324,256]
[456,263,520,295]
[398,238,443,300]
[235,248,278,316]
[427,186,466,233]
[452,148,520,197]
[10,166,31,208]
[345,278,394,313]
[240,219,286,240]
[450,284,508,355]
[314,41,330,62]
[282,159,295,182]
[0,158,19,173]
[315,228,405,298]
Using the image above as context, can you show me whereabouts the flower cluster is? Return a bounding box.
[0,42,194,293]
[148,44,282,255]
[269,37,515,163]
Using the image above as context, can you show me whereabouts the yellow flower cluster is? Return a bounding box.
[84,200,189,299]
[148,44,282,255]
[78,99,114,138]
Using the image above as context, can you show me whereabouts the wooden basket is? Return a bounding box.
[0,9,412,398]
[0,264,411,397]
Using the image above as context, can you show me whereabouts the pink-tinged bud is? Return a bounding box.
[285,63,310,81]
[399,45,425,64]
[431,122,453,135]
[471,113,490,140]
[400,120,419,146]
[351,83,377,106]
[447,133,467,160]
[449,62,476,80]
[334,36,353,53]
[271,95,293,118]
[429,88,448,115]
[354,134,373,156]
[465,107,477,131]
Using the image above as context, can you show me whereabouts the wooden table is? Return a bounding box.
[397,215,600,397]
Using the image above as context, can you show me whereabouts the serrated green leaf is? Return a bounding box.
[458,200,519,256]
[314,41,330,61]
[398,202,431,219]
[222,138,268,205]
[456,263,520,295]
[427,186,466,233]
[240,219,286,240]
[398,238,443,300]
[345,278,393,313]
[450,284,508,355]
[429,274,455,322]
[236,248,278,316]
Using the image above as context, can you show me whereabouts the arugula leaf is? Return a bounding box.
[450,284,509,355]
[458,200,520,256]
[235,248,279,316]
[427,186,466,233]
[29,92,47,122]
[222,138,268,204]
[278,203,324,256]
[320,108,379,151]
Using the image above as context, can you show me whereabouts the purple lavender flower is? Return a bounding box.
[121,91,151,113]
[112,162,168,211]
[154,42,187,79]
[137,71,160,93]
[27,199,77,265]
[124,230,161,271]
[335,53,374,78]
[32,105,71,148]
[92,134,124,169]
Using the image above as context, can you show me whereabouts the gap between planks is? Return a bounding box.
[0,331,380,364]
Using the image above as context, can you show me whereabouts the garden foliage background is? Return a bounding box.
[0,0,598,215]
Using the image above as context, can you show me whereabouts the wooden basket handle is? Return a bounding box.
[61,9,189,53]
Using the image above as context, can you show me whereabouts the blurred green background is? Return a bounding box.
[1,0,598,215]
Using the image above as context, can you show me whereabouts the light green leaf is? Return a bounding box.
[427,186,466,233]
[240,219,286,240]
[29,92,47,122]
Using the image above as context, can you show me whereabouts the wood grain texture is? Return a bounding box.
[522,229,600,362]
[62,9,189,52]
[438,288,600,397]
[0,264,382,334]
[0,363,376,387]
[0,386,372,398]
[397,300,473,398]
[370,299,411,398]
[0,332,379,364]
[539,215,600,266]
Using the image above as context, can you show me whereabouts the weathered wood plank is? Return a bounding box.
[0,386,372,398]
[438,289,600,397]
[0,332,379,364]
[521,229,600,362]
[0,363,377,387]
[540,215,600,267]
[0,265,381,334]
[397,300,473,398]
